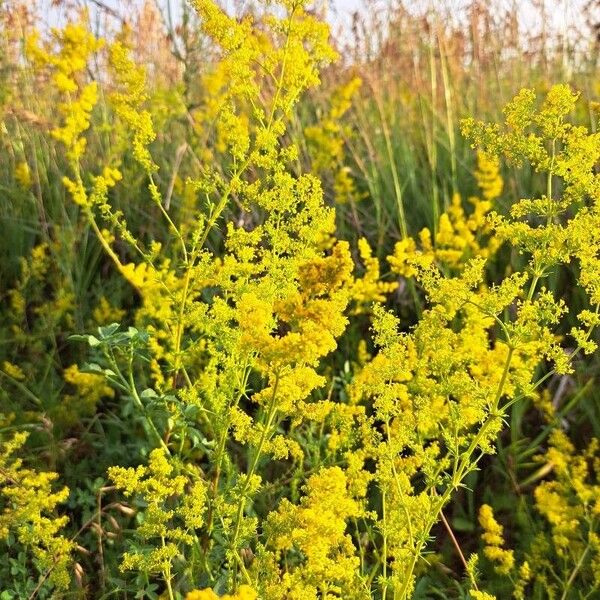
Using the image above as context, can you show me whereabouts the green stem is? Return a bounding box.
[381,488,388,600]
[0,369,43,407]
[104,348,170,454]
[230,373,281,585]
[162,536,175,600]
[560,542,590,600]
[398,345,516,599]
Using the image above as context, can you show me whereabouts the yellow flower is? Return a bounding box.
[478,505,515,575]
[186,586,257,600]
[109,449,207,574]
[2,361,26,381]
[109,41,157,173]
[470,592,496,600]
[262,467,363,597]
[92,296,126,324]
[0,432,74,589]
[388,151,503,279]
[350,237,398,311]
[14,161,31,188]
[474,151,503,202]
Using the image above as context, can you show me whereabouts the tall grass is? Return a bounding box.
[333,0,599,255]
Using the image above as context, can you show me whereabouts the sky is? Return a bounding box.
[35,0,595,46]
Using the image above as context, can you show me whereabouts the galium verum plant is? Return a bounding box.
[350,83,600,598]
[6,0,600,597]
[29,0,368,595]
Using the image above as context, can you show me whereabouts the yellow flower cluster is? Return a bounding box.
[305,76,363,204]
[109,41,157,173]
[187,585,257,600]
[62,364,115,423]
[2,241,84,426]
[2,360,26,381]
[190,0,336,174]
[258,467,365,599]
[80,11,362,583]
[478,504,514,575]
[108,448,207,576]
[463,84,600,367]
[475,151,504,201]
[388,151,503,277]
[0,431,74,590]
[534,430,600,557]
[462,84,600,302]
[476,429,599,597]
[26,22,103,162]
[350,265,535,594]
[27,23,111,212]
[349,238,398,312]
[92,296,126,324]
[14,161,31,189]
[345,84,600,597]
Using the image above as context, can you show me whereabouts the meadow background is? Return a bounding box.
[1,0,600,598]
